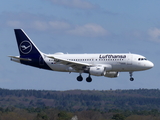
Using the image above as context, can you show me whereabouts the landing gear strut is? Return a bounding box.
[129,72,134,81]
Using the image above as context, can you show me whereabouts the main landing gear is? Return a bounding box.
[129,72,134,81]
[77,75,83,82]
[86,75,92,82]
[77,74,92,82]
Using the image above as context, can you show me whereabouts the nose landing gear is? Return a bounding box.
[129,72,134,81]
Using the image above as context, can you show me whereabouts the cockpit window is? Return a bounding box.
[138,58,147,61]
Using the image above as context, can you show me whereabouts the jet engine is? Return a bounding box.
[104,72,119,78]
[89,67,106,76]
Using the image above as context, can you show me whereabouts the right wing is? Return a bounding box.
[47,55,92,71]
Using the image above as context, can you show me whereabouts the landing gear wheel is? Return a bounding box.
[129,72,134,81]
[86,76,92,82]
[77,75,83,82]
[130,77,134,81]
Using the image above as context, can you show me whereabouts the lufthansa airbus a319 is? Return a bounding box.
[9,29,154,82]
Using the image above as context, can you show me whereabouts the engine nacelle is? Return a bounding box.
[104,71,119,78]
[89,67,106,76]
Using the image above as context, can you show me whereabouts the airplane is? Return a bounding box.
[9,29,154,82]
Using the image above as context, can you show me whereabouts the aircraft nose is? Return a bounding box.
[146,61,154,69]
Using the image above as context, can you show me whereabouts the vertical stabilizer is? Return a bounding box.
[13,29,51,70]
[14,29,41,56]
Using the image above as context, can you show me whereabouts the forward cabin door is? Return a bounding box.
[127,54,132,65]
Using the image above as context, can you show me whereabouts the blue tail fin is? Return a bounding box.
[14,29,51,70]
[14,29,41,56]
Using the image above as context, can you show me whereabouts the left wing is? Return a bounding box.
[47,55,91,70]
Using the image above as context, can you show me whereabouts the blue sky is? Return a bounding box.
[0,0,159,90]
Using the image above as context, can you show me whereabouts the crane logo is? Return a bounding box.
[19,41,32,54]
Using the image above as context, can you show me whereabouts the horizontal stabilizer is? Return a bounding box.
[8,56,32,61]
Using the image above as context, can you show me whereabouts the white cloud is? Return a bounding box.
[148,28,160,42]
[49,21,71,30]
[32,21,49,31]
[6,20,24,28]
[3,12,109,37]
[32,21,71,31]
[49,0,97,9]
[67,24,109,37]
[3,13,70,31]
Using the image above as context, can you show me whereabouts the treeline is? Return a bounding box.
[0,88,160,111]
[0,107,159,120]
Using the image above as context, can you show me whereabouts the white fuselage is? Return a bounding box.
[43,53,154,73]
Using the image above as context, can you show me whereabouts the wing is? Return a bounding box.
[47,55,91,70]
